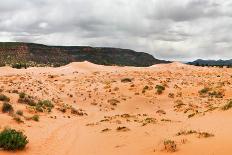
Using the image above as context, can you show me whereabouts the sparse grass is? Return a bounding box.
[0,94,10,102]
[221,101,232,111]
[0,128,28,150]
[176,130,214,138]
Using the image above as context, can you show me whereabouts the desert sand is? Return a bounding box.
[0,61,232,155]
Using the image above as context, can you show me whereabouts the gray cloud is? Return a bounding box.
[0,0,232,61]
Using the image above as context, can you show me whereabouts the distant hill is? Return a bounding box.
[0,42,169,67]
[188,59,232,67]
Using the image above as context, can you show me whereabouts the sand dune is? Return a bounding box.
[0,62,232,155]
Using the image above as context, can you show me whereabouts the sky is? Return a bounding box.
[0,0,232,61]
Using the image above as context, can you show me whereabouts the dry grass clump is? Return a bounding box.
[163,140,177,152]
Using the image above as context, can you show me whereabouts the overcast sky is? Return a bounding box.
[0,0,232,61]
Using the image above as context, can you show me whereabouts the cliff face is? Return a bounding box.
[0,42,169,67]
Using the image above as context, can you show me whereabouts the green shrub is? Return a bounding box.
[199,87,210,95]
[155,85,165,94]
[2,102,13,113]
[0,128,28,150]
[0,94,10,102]
[11,63,27,69]
[36,100,54,112]
[31,115,39,122]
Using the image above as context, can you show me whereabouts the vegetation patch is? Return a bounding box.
[163,140,177,152]
[155,85,165,94]
[2,102,13,113]
[0,94,10,102]
[0,128,28,150]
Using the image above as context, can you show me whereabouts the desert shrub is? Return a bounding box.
[107,99,120,106]
[121,78,132,83]
[199,87,210,95]
[142,86,149,93]
[31,115,39,122]
[155,85,165,94]
[36,100,54,112]
[0,128,28,150]
[221,101,232,111]
[0,94,10,102]
[11,63,27,69]
[16,110,23,116]
[18,94,36,106]
[163,140,177,152]
[2,102,13,113]
[19,92,26,99]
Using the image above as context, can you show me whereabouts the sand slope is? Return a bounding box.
[0,62,232,155]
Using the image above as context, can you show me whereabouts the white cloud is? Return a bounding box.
[0,0,232,61]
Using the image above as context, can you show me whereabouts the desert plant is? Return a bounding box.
[31,115,39,122]
[13,116,24,124]
[0,94,10,102]
[16,110,23,116]
[0,128,28,150]
[2,102,13,113]
[36,100,54,112]
[121,78,132,83]
[155,85,165,94]
[19,92,26,99]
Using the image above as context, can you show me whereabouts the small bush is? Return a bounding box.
[16,110,23,116]
[0,128,28,150]
[155,85,165,94]
[11,63,27,69]
[19,92,26,99]
[18,95,36,106]
[13,116,24,124]
[31,115,39,122]
[0,94,10,102]
[121,78,132,83]
[36,100,54,112]
[2,102,13,113]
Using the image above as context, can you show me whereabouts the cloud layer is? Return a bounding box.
[0,0,232,60]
